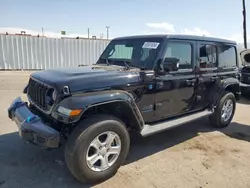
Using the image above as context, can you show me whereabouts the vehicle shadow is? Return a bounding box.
[1,119,250,188]
[0,132,89,188]
[126,120,250,165]
[220,122,250,142]
[237,95,250,105]
[125,118,214,164]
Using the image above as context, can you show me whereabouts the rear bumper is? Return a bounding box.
[8,97,60,148]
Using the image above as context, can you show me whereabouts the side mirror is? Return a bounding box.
[163,57,179,72]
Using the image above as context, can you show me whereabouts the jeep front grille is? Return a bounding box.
[27,78,54,112]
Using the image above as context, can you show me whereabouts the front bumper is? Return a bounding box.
[8,97,60,148]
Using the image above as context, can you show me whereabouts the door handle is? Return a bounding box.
[186,79,196,85]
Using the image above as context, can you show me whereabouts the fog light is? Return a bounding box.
[26,115,37,123]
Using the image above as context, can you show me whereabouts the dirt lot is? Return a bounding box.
[1,71,250,188]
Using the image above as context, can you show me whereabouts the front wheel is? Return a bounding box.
[209,91,236,128]
[64,114,130,183]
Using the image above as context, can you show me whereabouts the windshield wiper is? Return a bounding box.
[122,60,130,70]
[105,58,110,66]
[126,62,146,70]
[106,58,130,70]
[97,58,110,66]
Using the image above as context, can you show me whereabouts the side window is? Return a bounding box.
[199,44,217,68]
[164,42,192,69]
[109,44,133,59]
[218,45,237,67]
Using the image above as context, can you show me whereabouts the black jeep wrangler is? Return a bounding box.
[8,34,241,183]
[239,49,250,94]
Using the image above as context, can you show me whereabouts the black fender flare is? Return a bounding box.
[53,90,144,129]
[208,77,240,108]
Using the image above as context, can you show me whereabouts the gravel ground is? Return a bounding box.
[1,71,250,188]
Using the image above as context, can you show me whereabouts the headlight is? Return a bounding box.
[52,90,57,101]
[57,106,82,117]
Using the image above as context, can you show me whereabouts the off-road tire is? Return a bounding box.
[64,114,130,183]
[209,91,236,128]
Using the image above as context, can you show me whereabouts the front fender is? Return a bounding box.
[52,90,144,128]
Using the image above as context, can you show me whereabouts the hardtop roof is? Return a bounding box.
[113,34,236,45]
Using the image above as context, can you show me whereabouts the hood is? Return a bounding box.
[31,65,141,93]
[240,49,250,66]
[241,64,250,73]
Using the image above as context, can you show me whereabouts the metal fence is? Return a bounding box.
[0,34,246,70]
[0,34,110,70]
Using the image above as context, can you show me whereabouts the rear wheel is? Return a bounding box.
[209,91,236,128]
[64,114,130,183]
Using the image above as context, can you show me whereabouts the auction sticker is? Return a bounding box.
[142,42,160,49]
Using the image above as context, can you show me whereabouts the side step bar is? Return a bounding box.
[140,109,214,137]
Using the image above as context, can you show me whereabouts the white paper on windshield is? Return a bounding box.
[142,42,160,49]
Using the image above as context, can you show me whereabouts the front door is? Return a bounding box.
[154,40,198,120]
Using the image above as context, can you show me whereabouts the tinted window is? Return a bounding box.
[199,44,217,68]
[164,42,192,69]
[218,45,237,67]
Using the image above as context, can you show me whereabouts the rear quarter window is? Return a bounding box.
[218,45,237,67]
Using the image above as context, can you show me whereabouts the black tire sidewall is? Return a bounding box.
[217,92,236,127]
[66,115,130,182]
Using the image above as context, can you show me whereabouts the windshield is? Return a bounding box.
[97,37,164,69]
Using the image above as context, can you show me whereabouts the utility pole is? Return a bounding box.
[87,28,90,38]
[106,26,110,39]
[243,0,247,49]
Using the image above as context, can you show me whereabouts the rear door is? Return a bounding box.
[195,41,219,108]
